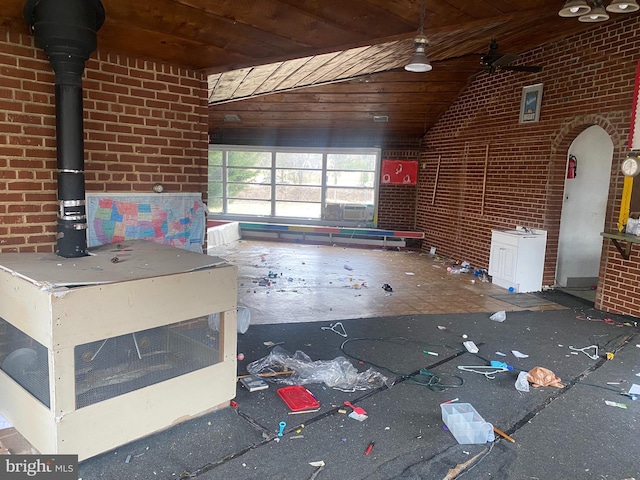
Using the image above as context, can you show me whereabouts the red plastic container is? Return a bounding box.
[277,386,320,411]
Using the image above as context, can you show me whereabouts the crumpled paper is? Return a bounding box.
[527,366,564,388]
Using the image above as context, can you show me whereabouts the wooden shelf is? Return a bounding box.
[601,231,640,260]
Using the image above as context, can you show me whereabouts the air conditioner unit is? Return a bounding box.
[342,204,368,221]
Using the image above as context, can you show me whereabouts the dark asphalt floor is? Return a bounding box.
[80,300,639,480]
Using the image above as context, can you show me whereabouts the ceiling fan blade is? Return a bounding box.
[500,65,542,73]
[492,53,520,67]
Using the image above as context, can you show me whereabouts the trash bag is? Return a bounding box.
[208,306,251,334]
[246,346,388,392]
[527,366,564,388]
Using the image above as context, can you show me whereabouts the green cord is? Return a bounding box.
[340,336,465,392]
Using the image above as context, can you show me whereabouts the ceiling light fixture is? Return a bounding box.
[579,1,610,21]
[405,0,432,73]
[606,0,640,12]
[559,0,639,21]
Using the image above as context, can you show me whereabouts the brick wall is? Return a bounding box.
[377,148,419,231]
[419,15,640,316]
[0,28,208,253]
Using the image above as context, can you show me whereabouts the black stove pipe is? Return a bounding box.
[24,0,105,258]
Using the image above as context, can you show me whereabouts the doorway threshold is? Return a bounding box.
[554,286,596,306]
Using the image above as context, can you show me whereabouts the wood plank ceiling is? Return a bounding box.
[2,0,632,143]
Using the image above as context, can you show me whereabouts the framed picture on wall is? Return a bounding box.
[520,83,543,123]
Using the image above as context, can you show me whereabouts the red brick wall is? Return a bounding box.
[0,28,208,253]
[419,15,640,316]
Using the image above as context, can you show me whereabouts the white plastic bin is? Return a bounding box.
[441,403,494,444]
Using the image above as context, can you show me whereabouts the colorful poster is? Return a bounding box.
[86,193,205,253]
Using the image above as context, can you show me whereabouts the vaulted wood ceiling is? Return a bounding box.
[2,0,633,143]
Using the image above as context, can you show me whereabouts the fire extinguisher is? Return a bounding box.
[567,154,577,179]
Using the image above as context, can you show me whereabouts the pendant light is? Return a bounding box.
[559,0,639,19]
[559,0,592,16]
[606,0,640,13]
[405,1,432,73]
[579,1,610,21]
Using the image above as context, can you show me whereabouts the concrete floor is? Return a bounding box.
[207,240,567,326]
[0,239,569,456]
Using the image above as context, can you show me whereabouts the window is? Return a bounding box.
[207,146,380,225]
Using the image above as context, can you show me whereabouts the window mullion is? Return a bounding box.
[222,150,228,214]
[271,150,276,216]
[321,152,328,217]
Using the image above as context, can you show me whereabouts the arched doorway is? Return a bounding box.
[556,125,613,299]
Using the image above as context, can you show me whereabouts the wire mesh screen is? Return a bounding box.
[0,317,50,408]
[75,316,220,409]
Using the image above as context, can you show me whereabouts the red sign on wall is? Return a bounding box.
[381,160,418,185]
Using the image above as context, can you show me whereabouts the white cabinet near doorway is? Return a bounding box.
[489,229,547,293]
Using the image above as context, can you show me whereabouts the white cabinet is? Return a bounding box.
[488,229,547,293]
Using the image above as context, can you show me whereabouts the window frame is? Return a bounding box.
[207,145,380,226]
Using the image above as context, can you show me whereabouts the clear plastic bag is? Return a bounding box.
[515,371,530,392]
[246,346,388,392]
[490,311,506,322]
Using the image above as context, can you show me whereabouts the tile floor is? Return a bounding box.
[0,239,568,456]
[207,240,567,325]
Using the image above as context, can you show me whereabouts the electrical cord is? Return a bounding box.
[340,336,465,392]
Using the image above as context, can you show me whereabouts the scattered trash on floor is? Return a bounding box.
[569,344,599,360]
[528,366,564,388]
[364,441,375,455]
[492,426,515,443]
[308,461,325,480]
[277,386,320,413]
[348,411,368,422]
[490,311,506,322]
[458,365,510,379]
[239,374,269,392]
[382,283,393,292]
[490,360,514,370]
[515,371,530,392]
[278,421,286,436]
[247,346,388,392]
[605,400,627,409]
[495,351,506,356]
[463,341,479,353]
[405,272,415,275]
[344,401,367,419]
[321,322,347,338]
[441,403,494,444]
[511,350,529,359]
[627,384,640,400]
[343,264,353,271]
[264,341,285,347]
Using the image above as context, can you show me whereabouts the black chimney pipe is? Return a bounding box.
[24,0,105,258]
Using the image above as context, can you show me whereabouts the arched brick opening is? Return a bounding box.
[543,115,624,300]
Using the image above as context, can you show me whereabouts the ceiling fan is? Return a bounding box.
[480,39,542,74]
